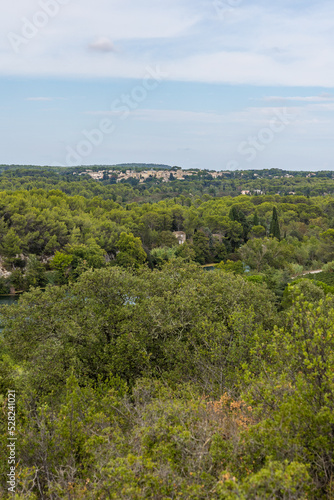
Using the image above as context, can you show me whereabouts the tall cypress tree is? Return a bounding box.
[253,211,259,226]
[229,206,239,222]
[269,207,281,240]
[229,206,249,242]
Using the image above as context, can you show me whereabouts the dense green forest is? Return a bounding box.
[1,166,334,498]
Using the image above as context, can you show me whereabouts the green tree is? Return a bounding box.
[249,225,266,239]
[156,231,178,248]
[50,251,73,284]
[150,247,178,268]
[192,231,212,264]
[229,206,250,241]
[44,234,59,255]
[241,297,334,497]
[25,255,47,288]
[216,259,244,274]
[217,460,312,499]
[174,242,196,262]
[0,228,23,265]
[269,207,281,240]
[66,239,106,269]
[239,238,287,272]
[116,232,147,268]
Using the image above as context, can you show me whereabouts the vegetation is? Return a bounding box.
[0,166,334,498]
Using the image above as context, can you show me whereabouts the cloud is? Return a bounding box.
[86,108,226,123]
[263,95,334,103]
[89,37,115,53]
[26,97,53,101]
[1,1,334,86]
[85,106,301,129]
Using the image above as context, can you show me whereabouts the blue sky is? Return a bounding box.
[1,0,334,170]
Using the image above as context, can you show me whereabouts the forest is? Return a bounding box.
[0,166,334,499]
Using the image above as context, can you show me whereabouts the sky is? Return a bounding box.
[1,0,334,171]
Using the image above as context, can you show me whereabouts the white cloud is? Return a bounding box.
[26,97,53,101]
[85,106,302,131]
[263,95,334,103]
[89,37,115,53]
[86,108,227,123]
[1,1,334,86]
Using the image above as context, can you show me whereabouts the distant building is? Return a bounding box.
[173,231,186,245]
[79,168,227,184]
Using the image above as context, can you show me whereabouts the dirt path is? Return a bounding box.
[291,269,323,279]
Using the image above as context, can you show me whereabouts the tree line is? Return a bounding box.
[0,180,333,296]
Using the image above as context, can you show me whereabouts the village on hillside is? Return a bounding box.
[77,168,210,182]
[75,167,321,185]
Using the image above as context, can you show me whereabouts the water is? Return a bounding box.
[0,296,19,307]
[0,296,19,334]
[203,265,216,271]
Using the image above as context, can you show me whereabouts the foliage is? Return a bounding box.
[306,271,334,287]
[116,232,147,268]
[216,259,244,274]
[1,167,334,498]
[150,246,178,268]
[269,206,281,240]
[281,278,325,309]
